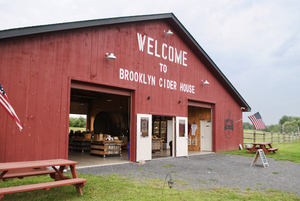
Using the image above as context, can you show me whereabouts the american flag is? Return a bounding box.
[0,83,23,131]
[248,112,266,130]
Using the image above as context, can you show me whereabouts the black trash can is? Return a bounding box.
[169,141,172,156]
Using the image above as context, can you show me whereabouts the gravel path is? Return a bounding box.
[77,153,300,195]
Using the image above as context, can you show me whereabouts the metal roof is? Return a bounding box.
[0,13,251,111]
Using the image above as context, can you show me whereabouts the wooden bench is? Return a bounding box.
[268,148,279,153]
[0,178,87,200]
[2,170,56,180]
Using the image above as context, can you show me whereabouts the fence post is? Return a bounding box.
[271,131,273,143]
[253,130,256,143]
[283,133,285,144]
[263,131,265,142]
[278,132,280,144]
[289,133,291,143]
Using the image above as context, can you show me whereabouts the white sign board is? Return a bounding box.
[250,149,269,168]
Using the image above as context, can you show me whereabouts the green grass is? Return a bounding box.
[69,127,86,132]
[222,141,300,163]
[163,164,175,168]
[2,142,300,200]
[1,174,299,200]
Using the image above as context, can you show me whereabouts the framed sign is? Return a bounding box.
[251,149,269,168]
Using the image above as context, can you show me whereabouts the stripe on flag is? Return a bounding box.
[0,83,23,131]
[248,112,266,130]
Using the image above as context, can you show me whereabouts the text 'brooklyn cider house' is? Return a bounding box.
[137,33,187,66]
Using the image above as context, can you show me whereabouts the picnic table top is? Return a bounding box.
[252,142,272,146]
[0,159,78,171]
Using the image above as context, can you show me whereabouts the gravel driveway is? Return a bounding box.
[77,153,300,195]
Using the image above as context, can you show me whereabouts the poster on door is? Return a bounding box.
[141,118,148,137]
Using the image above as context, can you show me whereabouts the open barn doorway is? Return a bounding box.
[68,82,132,168]
[188,105,213,156]
[151,115,174,159]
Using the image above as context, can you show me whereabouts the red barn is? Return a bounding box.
[0,13,250,164]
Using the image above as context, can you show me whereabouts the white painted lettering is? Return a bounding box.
[154,40,160,58]
[119,68,124,79]
[134,72,138,82]
[147,37,154,55]
[175,49,182,65]
[180,83,195,94]
[137,33,146,52]
[151,76,155,86]
[183,51,187,66]
[162,43,167,60]
[129,71,134,81]
[159,78,163,87]
[137,33,188,66]
[168,46,174,62]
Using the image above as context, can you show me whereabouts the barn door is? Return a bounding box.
[176,117,188,157]
[201,120,212,151]
[136,114,152,161]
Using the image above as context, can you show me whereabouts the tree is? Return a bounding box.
[279,115,294,125]
[69,117,86,128]
[243,122,254,130]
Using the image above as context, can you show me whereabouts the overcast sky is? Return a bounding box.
[0,0,299,125]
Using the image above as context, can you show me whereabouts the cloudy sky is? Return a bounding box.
[0,0,299,125]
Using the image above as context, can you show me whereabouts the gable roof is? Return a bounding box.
[0,13,251,111]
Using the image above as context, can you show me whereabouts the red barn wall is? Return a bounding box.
[0,20,243,162]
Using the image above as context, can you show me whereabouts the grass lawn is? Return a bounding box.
[1,173,299,201]
[1,142,300,200]
[69,127,86,132]
[222,141,300,163]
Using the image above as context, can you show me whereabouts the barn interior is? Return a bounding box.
[68,88,172,167]
[68,88,131,167]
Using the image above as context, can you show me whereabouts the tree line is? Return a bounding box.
[69,117,86,128]
[243,115,300,133]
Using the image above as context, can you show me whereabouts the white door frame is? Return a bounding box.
[176,116,188,157]
[136,114,152,161]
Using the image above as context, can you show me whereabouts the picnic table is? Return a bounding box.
[247,142,278,155]
[0,159,86,200]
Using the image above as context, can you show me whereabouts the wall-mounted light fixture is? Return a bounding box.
[178,100,182,104]
[201,80,209,85]
[80,102,84,106]
[106,53,116,60]
[119,105,123,109]
[107,97,112,102]
[164,30,173,35]
[147,96,151,100]
[241,107,245,110]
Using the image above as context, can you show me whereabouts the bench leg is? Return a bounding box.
[0,194,4,201]
[76,187,83,196]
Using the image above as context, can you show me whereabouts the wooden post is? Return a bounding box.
[271,131,273,143]
[278,132,280,144]
[253,130,256,143]
[263,131,265,142]
[283,133,285,144]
